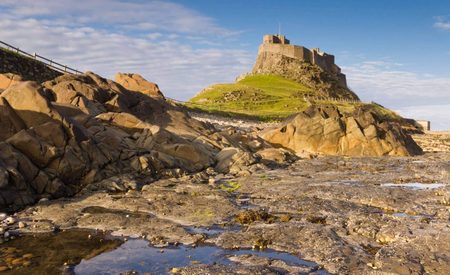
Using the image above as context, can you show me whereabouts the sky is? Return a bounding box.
[0,0,449,130]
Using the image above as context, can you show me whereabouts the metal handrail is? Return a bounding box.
[0,40,83,75]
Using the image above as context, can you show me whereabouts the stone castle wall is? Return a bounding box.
[258,35,347,88]
[258,44,312,62]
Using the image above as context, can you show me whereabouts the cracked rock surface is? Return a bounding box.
[2,150,447,274]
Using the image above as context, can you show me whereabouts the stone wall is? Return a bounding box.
[0,48,62,83]
[417,120,431,131]
[258,44,310,61]
[257,35,347,88]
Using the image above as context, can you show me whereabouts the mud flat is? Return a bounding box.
[412,131,450,153]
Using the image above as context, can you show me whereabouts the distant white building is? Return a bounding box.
[416,120,431,131]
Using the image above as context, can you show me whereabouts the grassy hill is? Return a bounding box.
[188,75,311,119]
[186,74,401,122]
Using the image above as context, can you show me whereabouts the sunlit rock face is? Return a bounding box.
[262,106,423,157]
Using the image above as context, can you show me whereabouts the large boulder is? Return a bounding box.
[0,80,156,211]
[215,147,257,174]
[1,81,63,127]
[256,148,298,165]
[115,73,164,99]
[261,106,423,157]
[0,73,22,91]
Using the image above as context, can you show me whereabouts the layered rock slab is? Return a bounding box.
[262,106,423,156]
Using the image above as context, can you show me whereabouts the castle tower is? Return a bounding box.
[263,34,290,45]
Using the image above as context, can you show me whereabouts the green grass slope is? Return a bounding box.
[186,74,400,122]
[187,75,312,120]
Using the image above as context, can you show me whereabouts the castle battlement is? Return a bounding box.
[263,34,290,45]
[257,34,347,87]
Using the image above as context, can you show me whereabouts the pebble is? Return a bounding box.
[4,247,16,253]
[18,221,26,228]
[39,198,49,203]
[0,266,9,272]
[0,213,7,220]
[5,217,16,225]
[22,253,34,259]
[11,258,23,265]
[4,231,10,238]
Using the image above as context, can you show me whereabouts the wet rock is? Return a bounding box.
[5,217,16,225]
[228,254,318,274]
[141,179,239,226]
[174,264,283,275]
[0,230,122,274]
[2,153,447,273]
[235,209,275,225]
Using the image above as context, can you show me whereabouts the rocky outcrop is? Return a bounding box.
[115,73,164,99]
[253,52,359,100]
[0,81,156,210]
[0,73,23,91]
[215,147,257,174]
[0,72,274,211]
[262,106,423,157]
[0,48,62,83]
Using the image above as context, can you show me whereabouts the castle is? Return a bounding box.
[258,34,347,88]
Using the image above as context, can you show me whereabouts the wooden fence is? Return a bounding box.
[0,40,82,75]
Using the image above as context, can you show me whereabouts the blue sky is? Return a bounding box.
[0,0,449,130]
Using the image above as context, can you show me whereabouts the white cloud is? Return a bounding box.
[0,2,253,100]
[343,61,450,105]
[434,16,450,30]
[342,61,450,130]
[0,0,238,36]
[396,104,450,131]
